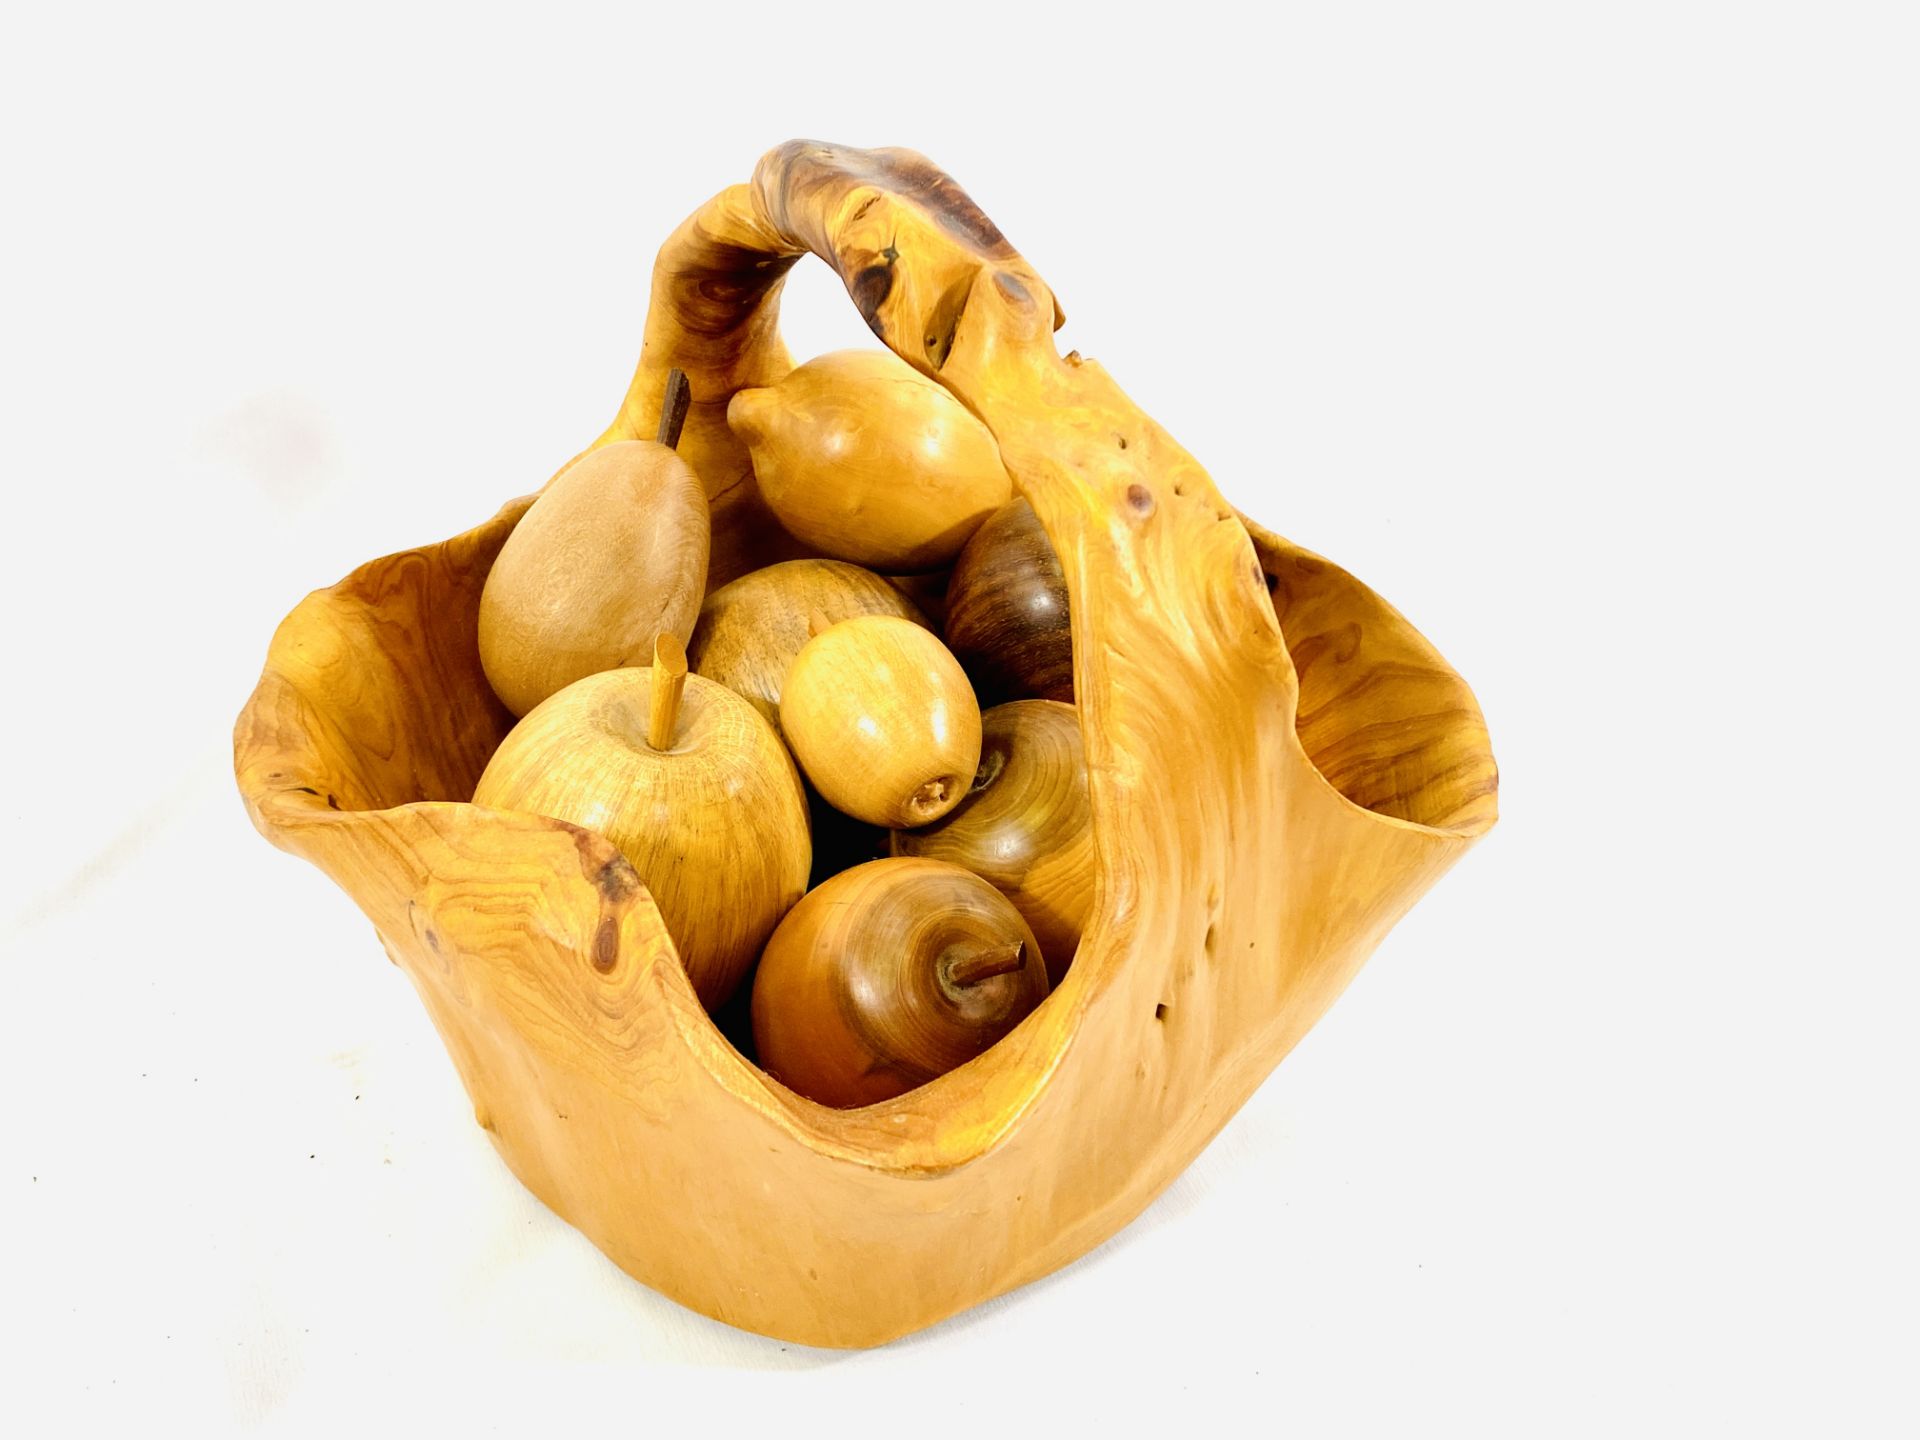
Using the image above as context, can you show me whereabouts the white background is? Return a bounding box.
[3,3,1914,1434]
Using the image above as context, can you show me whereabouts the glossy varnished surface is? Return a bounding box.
[685,559,926,733]
[728,349,1011,571]
[891,700,1092,985]
[781,615,982,829]
[942,497,1074,705]
[234,141,1498,1347]
[751,858,1048,1109]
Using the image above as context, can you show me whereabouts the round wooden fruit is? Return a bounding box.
[751,858,1049,1108]
[686,559,927,732]
[891,699,1092,984]
[781,615,982,828]
[471,642,808,1011]
[478,439,709,716]
[942,496,1073,704]
[727,349,1011,572]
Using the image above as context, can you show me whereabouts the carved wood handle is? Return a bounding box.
[596,143,1296,945]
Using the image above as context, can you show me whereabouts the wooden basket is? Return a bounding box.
[233,142,1498,1348]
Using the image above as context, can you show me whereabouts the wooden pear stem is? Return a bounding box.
[648,632,689,750]
[657,368,692,449]
[944,941,1026,988]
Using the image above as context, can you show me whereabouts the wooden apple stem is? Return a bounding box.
[656,367,692,449]
[807,609,833,639]
[944,940,1026,988]
[648,632,689,750]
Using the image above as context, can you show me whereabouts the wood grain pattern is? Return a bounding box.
[477,440,708,716]
[685,559,927,733]
[942,497,1075,704]
[890,699,1092,985]
[728,348,1011,571]
[781,615,982,829]
[751,858,1048,1109]
[470,662,809,1012]
[234,140,1498,1348]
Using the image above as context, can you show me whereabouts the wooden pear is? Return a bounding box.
[478,376,708,716]
[781,614,982,828]
[471,634,808,1011]
[751,858,1048,1108]
[727,349,1011,572]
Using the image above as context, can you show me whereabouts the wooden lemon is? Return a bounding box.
[727,349,1011,572]
[781,615,982,829]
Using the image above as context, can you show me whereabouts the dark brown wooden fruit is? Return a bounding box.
[890,700,1092,985]
[942,497,1073,704]
[750,858,1048,1109]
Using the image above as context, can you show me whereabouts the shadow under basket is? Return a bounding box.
[233,141,1498,1349]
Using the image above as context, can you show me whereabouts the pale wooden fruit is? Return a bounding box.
[890,699,1092,985]
[234,141,1498,1349]
[685,559,926,732]
[478,439,709,716]
[781,614,982,828]
[752,858,1048,1109]
[727,348,1012,571]
[470,645,808,1012]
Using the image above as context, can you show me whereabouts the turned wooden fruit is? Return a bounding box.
[686,559,927,732]
[471,636,808,1011]
[727,349,1012,572]
[890,700,1092,985]
[943,496,1073,704]
[478,437,709,716]
[751,858,1048,1109]
[235,141,1498,1348]
[781,614,982,828]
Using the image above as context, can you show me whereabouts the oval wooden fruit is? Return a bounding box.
[890,700,1092,985]
[943,496,1074,705]
[781,615,982,828]
[752,858,1048,1109]
[235,142,1498,1348]
[478,439,709,716]
[728,349,1012,572]
[470,652,808,1012]
[685,559,927,732]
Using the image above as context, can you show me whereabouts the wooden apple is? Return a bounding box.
[471,635,808,1011]
[781,614,982,829]
[891,700,1092,985]
[942,497,1073,704]
[751,858,1049,1108]
[686,559,927,732]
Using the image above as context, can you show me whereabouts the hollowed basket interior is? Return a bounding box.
[284,494,1494,842]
